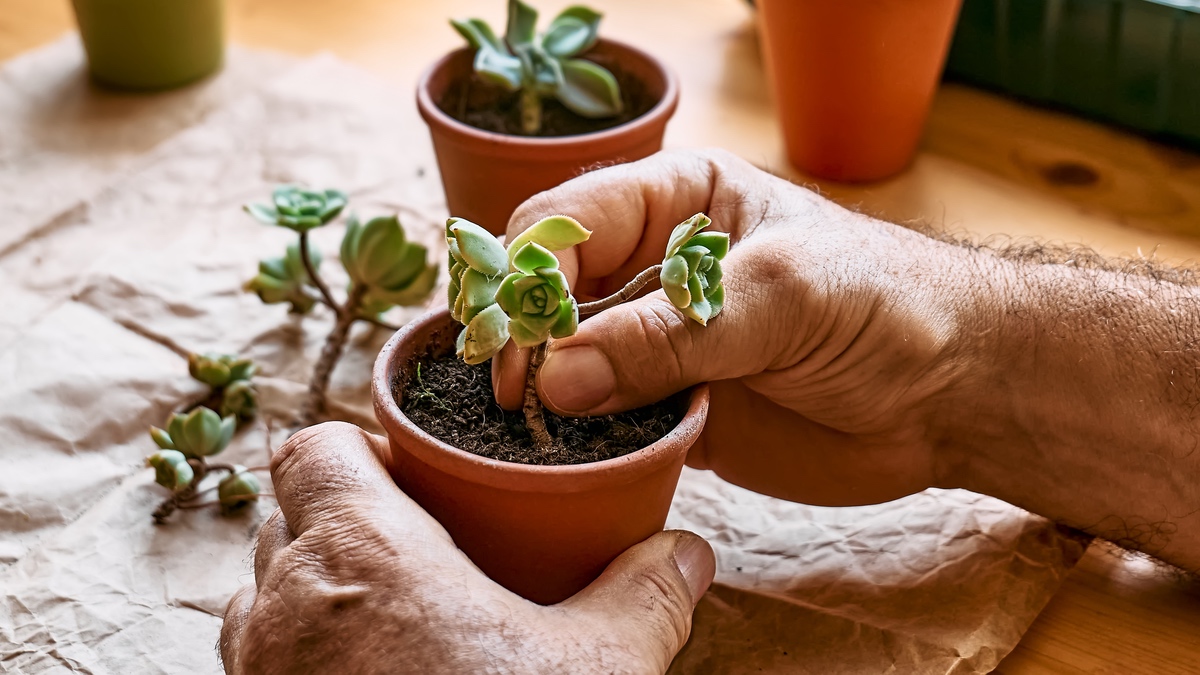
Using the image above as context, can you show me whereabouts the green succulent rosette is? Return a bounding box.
[341,215,438,315]
[187,352,256,388]
[244,186,347,232]
[451,1,621,126]
[218,467,262,510]
[495,242,578,347]
[245,243,322,314]
[220,379,258,421]
[146,450,195,492]
[149,407,236,459]
[445,215,590,364]
[660,213,729,325]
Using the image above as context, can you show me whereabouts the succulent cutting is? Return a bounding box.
[446,211,727,449]
[143,186,438,523]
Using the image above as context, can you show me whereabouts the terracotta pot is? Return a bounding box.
[71,0,225,90]
[416,39,680,235]
[756,0,963,181]
[373,309,708,604]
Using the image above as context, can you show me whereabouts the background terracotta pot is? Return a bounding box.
[756,0,963,182]
[417,39,680,235]
[373,309,708,604]
[71,0,225,90]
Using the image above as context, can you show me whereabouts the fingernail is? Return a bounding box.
[538,345,615,414]
[673,534,715,606]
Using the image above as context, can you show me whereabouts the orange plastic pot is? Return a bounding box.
[757,0,963,181]
[373,309,708,604]
[417,39,680,235]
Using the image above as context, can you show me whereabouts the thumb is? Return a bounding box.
[560,531,715,672]
[538,240,797,415]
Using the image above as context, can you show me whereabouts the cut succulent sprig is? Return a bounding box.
[145,352,264,522]
[452,0,622,135]
[245,186,438,427]
[143,186,439,524]
[446,211,728,450]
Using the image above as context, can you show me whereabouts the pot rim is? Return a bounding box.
[373,308,709,493]
[415,38,681,159]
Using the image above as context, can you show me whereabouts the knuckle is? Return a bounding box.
[271,421,361,476]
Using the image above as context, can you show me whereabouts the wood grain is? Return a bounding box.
[3,1,1199,672]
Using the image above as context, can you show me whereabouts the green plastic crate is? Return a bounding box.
[946,0,1200,148]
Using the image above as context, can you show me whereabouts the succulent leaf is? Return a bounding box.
[557,58,623,117]
[458,304,511,365]
[449,218,507,276]
[506,0,539,48]
[147,450,194,492]
[218,467,262,511]
[245,243,321,313]
[149,426,175,450]
[165,407,236,458]
[543,7,601,57]
[505,215,591,267]
[660,213,729,326]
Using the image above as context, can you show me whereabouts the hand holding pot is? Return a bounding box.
[493,148,973,508]
[220,422,716,674]
[495,148,1200,575]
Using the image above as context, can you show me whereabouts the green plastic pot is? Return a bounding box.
[71,0,225,90]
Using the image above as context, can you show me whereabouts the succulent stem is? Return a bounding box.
[519,86,542,135]
[297,284,367,428]
[299,231,339,316]
[523,342,553,449]
[578,264,663,316]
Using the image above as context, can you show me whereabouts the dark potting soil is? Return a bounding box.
[398,352,684,466]
[438,54,657,137]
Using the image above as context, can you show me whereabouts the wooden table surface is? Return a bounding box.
[4,1,1199,672]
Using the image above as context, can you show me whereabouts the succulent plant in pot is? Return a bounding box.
[417,0,680,234]
[373,213,727,604]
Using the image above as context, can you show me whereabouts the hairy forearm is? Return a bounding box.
[940,243,1200,571]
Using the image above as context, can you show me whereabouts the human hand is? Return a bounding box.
[494,149,979,507]
[220,422,716,675]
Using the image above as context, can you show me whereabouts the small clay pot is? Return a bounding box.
[756,0,963,181]
[71,0,225,90]
[373,309,708,604]
[417,39,680,235]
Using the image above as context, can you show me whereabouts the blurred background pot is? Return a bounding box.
[373,309,708,604]
[756,0,964,181]
[417,39,679,236]
[71,0,225,90]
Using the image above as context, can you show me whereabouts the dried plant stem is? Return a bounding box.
[112,316,194,360]
[299,230,339,316]
[578,265,663,316]
[523,342,553,450]
[298,283,367,428]
[357,314,401,332]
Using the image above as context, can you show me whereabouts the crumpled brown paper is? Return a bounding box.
[0,37,1088,674]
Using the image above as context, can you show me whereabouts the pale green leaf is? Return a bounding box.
[506,0,538,48]
[556,58,622,118]
[505,215,591,267]
[461,304,510,364]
